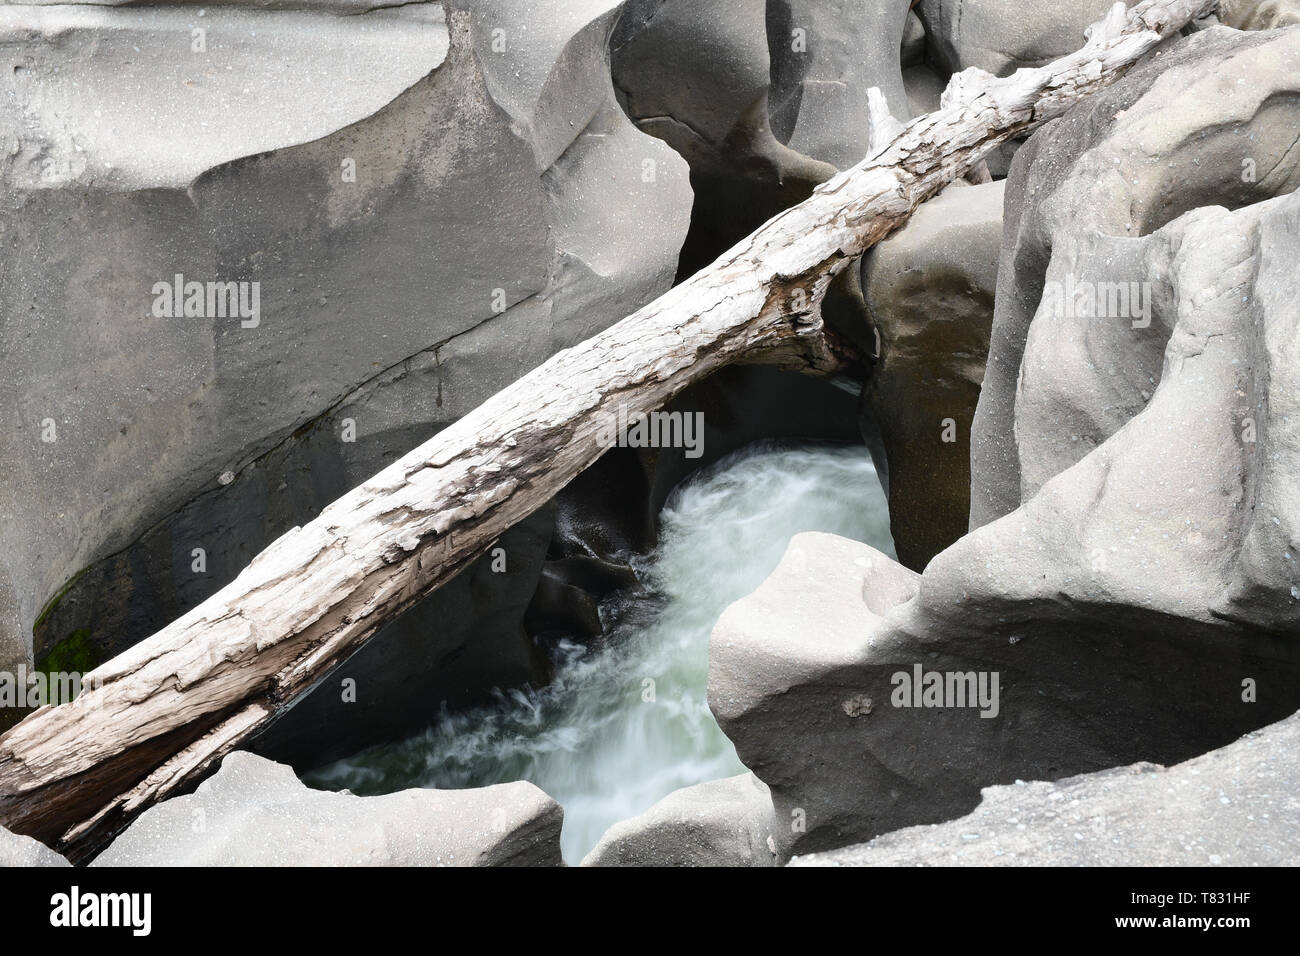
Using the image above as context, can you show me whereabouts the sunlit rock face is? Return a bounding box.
[89,751,564,867]
[582,773,779,867]
[972,26,1300,528]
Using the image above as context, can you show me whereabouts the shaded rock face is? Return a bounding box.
[597,2,904,589]
[971,26,1300,529]
[916,0,1141,77]
[792,711,1300,867]
[582,773,778,867]
[861,180,1003,571]
[252,506,556,768]
[706,28,1300,860]
[901,10,926,68]
[526,452,650,645]
[0,3,690,759]
[612,0,920,276]
[911,0,1146,179]
[765,0,913,169]
[611,0,835,277]
[903,62,946,118]
[89,751,563,866]
[644,366,864,518]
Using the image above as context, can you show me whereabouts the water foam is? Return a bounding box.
[305,442,894,863]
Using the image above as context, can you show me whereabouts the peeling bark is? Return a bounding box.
[0,0,1218,861]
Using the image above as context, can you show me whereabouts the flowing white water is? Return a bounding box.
[304,441,894,863]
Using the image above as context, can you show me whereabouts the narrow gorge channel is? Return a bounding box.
[304,441,895,863]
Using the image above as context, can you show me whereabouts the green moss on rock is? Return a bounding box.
[35,627,101,676]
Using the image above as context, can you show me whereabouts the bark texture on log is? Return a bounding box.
[0,0,1218,860]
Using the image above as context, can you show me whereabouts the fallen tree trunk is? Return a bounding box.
[0,0,1217,860]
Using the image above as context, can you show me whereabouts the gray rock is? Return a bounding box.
[612,0,930,274]
[716,155,1300,852]
[971,26,1300,528]
[0,2,460,675]
[710,532,930,857]
[793,712,1300,866]
[261,0,694,764]
[1219,0,1300,30]
[862,179,1003,571]
[456,0,691,348]
[13,0,413,7]
[903,63,946,118]
[91,751,563,866]
[766,0,914,169]
[582,773,779,867]
[713,401,1300,856]
[612,0,835,272]
[901,10,926,68]
[709,55,1300,847]
[611,0,917,374]
[916,0,1139,77]
[0,827,70,867]
[0,2,691,762]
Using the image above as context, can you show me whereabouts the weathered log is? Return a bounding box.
[0,0,1217,860]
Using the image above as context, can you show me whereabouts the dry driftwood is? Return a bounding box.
[0,0,1217,860]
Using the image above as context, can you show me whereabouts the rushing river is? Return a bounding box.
[304,441,895,863]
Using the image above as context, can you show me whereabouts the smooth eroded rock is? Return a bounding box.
[972,27,1300,528]
[90,751,564,866]
[1219,0,1300,30]
[916,0,1140,77]
[582,773,779,867]
[1,1,691,764]
[793,711,1300,866]
[862,179,1003,571]
[0,826,70,867]
[766,0,913,169]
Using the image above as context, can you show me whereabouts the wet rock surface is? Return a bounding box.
[861,180,1003,571]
